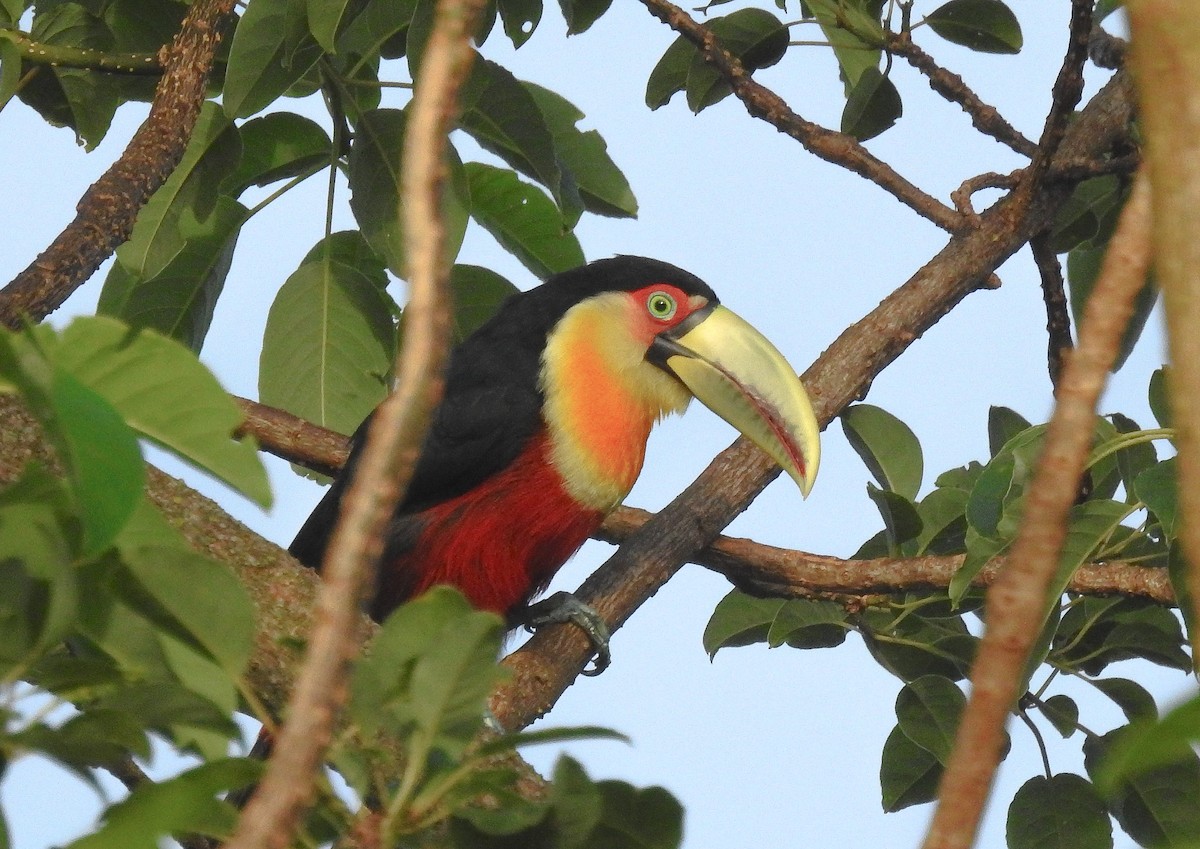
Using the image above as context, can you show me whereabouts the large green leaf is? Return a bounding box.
[223,0,323,119]
[805,0,885,90]
[840,66,902,141]
[465,162,585,279]
[925,0,1023,54]
[307,0,355,52]
[0,333,144,556]
[524,82,638,219]
[99,197,247,353]
[497,0,541,47]
[111,103,242,282]
[1048,175,1125,254]
[67,759,260,849]
[459,59,579,220]
[446,264,519,343]
[1135,457,1177,536]
[347,108,471,276]
[1098,695,1200,793]
[880,724,941,812]
[894,675,964,765]
[1006,774,1112,849]
[225,111,331,195]
[685,9,789,113]
[866,484,923,555]
[335,0,417,61]
[259,245,395,436]
[49,316,271,506]
[19,3,119,149]
[558,0,614,35]
[841,403,924,500]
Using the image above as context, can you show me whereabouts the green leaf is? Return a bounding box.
[348,108,471,276]
[866,484,923,555]
[804,0,885,89]
[112,103,241,283]
[1006,774,1112,849]
[880,724,941,812]
[497,0,541,46]
[447,264,519,343]
[223,0,322,118]
[1149,367,1172,428]
[50,317,271,506]
[949,527,1006,603]
[524,82,638,218]
[588,780,684,849]
[925,0,1022,54]
[0,333,144,557]
[308,0,355,52]
[558,0,614,35]
[1107,413,1158,498]
[702,590,780,656]
[840,404,924,500]
[1041,694,1080,738]
[335,0,417,60]
[1167,541,1197,673]
[1086,731,1200,848]
[840,66,902,141]
[894,675,964,765]
[1093,677,1158,723]
[645,37,693,111]
[225,111,331,195]
[1049,175,1124,253]
[20,4,119,149]
[465,162,585,279]
[0,469,81,667]
[67,759,260,849]
[766,598,848,650]
[860,607,976,682]
[965,451,1017,540]
[988,405,1031,458]
[259,249,395,436]
[114,542,254,676]
[1068,243,1158,373]
[1135,458,1177,536]
[99,196,247,353]
[1098,695,1200,793]
[685,9,789,113]
[1054,597,1189,675]
[914,486,968,556]
[460,59,577,220]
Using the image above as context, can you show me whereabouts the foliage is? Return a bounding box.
[2,1,1195,848]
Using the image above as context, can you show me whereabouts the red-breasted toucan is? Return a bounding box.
[290,256,820,652]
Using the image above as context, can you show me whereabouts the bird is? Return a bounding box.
[289,255,821,660]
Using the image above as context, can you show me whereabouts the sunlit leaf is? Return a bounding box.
[841,404,923,500]
[223,0,322,118]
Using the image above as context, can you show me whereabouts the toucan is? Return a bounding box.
[289,255,820,658]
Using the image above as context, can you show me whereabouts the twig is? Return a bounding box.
[1029,234,1074,389]
[921,169,1152,849]
[233,396,349,478]
[0,0,236,328]
[1128,0,1200,663]
[1025,0,1095,183]
[490,74,1138,733]
[951,171,1017,219]
[1089,26,1127,70]
[0,28,163,74]
[638,0,965,233]
[888,32,1038,158]
[221,2,482,847]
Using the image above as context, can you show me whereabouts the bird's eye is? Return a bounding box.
[646,291,677,321]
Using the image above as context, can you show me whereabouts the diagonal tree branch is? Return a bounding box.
[922,168,1153,849]
[0,0,236,328]
[638,0,965,233]
[489,70,1135,733]
[223,2,482,846]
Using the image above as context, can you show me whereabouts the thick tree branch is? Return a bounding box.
[223,3,482,847]
[1128,0,1200,661]
[638,0,965,233]
[922,169,1152,849]
[491,73,1137,733]
[0,0,235,328]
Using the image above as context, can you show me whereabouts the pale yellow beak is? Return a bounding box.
[649,305,820,496]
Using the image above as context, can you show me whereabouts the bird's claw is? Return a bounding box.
[520,591,612,676]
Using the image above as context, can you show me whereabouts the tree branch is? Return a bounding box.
[1128,0,1200,662]
[922,168,1152,849]
[1030,233,1074,389]
[887,32,1038,158]
[638,0,965,233]
[0,27,163,75]
[223,2,482,846]
[0,0,235,328]
[490,73,1137,733]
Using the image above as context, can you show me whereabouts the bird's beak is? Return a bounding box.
[647,304,821,497]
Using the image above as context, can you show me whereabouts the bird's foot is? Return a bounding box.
[520,591,612,676]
